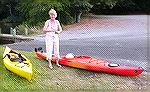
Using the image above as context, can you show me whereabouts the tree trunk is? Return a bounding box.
[75,12,82,23]
[6,4,13,16]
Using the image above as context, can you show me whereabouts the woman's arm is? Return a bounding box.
[43,20,51,32]
[43,21,48,32]
[55,20,62,34]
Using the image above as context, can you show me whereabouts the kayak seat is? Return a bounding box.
[10,58,23,62]
[7,53,26,62]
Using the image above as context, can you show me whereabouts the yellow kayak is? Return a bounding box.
[3,46,32,81]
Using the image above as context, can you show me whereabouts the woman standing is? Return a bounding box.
[43,9,62,69]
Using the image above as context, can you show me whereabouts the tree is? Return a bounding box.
[90,0,125,14]
[132,0,150,13]
[16,0,74,26]
[90,0,150,14]
[112,0,137,14]
[0,0,18,21]
[90,0,122,9]
[70,0,92,23]
[16,0,92,26]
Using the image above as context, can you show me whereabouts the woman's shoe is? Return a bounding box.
[48,59,53,69]
[49,65,53,69]
[57,63,61,67]
[56,60,61,67]
[56,58,61,67]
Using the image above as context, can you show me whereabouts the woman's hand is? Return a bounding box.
[43,29,54,32]
[55,31,61,34]
[55,31,58,34]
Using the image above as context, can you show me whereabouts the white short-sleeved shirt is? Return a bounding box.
[43,20,61,35]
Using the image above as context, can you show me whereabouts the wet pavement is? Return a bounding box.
[6,15,149,71]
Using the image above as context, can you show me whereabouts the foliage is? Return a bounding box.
[15,24,42,35]
[90,0,150,14]
[0,0,19,20]
[90,0,124,14]
[1,0,150,28]
[2,15,24,23]
[132,0,150,12]
[112,0,137,14]
[16,0,72,26]
[59,11,74,24]
[90,0,123,9]
[71,0,92,13]
[69,0,92,23]
[16,0,93,26]
[112,0,150,14]
[16,0,50,26]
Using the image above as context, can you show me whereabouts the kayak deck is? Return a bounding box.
[3,46,32,81]
[35,51,144,76]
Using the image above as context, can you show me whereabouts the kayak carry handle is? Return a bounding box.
[35,47,43,53]
[38,47,42,51]
[108,63,119,67]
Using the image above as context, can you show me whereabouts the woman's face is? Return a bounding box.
[50,13,56,20]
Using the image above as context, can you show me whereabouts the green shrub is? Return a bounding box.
[15,24,42,36]
[59,11,74,25]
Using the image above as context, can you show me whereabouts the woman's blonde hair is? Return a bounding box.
[48,9,57,18]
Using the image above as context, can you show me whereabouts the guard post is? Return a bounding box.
[10,27,16,42]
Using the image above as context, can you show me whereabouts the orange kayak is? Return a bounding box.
[35,48,144,76]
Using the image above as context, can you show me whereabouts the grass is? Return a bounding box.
[0,46,149,92]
